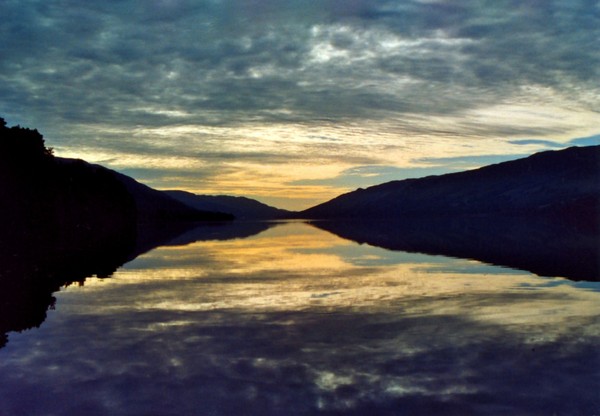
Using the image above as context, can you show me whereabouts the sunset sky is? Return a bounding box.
[2,0,599,210]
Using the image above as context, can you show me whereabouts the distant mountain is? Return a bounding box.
[104,168,234,222]
[165,190,292,220]
[301,146,600,227]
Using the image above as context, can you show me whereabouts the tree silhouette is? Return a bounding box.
[0,117,53,166]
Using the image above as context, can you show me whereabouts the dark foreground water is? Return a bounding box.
[1,221,599,415]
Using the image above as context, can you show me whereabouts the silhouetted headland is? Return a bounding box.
[301,145,600,231]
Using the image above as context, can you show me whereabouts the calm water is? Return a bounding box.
[1,221,599,415]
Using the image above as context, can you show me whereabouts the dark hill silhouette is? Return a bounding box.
[165,190,291,220]
[102,166,234,222]
[1,131,137,254]
[0,117,233,224]
[54,158,234,223]
[301,146,600,228]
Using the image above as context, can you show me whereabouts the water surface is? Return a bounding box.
[1,221,598,415]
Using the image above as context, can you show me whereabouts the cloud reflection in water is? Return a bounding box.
[0,222,598,415]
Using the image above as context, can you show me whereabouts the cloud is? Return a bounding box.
[510,134,600,149]
[3,0,598,128]
[414,153,529,169]
[509,139,563,148]
[289,164,460,189]
[292,152,544,190]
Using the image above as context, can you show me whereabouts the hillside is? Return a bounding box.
[165,190,291,220]
[47,158,234,223]
[301,146,600,227]
[107,169,234,222]
[0,117,233,255]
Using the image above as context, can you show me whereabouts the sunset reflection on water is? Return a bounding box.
[1,221,598,415]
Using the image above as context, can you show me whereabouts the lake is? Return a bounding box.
[1,221,599,415]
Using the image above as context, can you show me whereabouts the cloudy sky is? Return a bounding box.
[2,0,599,209]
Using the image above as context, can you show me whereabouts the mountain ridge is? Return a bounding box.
[300,145,600,228]
[164,190,291,220]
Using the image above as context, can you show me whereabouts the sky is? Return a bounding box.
[1,0,599,210]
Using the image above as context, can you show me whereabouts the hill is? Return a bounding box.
[107,168,234,222]
[0,117,233,256]
[50,158,234,223]
[165,190,292,220]
[301,146,600,228]
[0,117,233,225]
